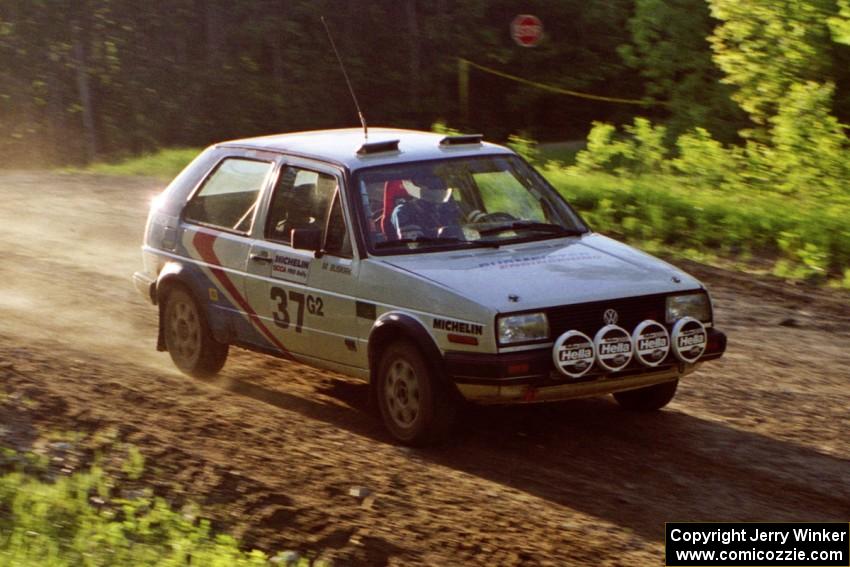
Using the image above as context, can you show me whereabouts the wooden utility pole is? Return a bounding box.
[72,21,97,162]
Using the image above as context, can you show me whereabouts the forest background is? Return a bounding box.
[2,0,849,283]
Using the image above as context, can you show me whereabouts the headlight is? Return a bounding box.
[497,312,549,345]
[666,293,711,323]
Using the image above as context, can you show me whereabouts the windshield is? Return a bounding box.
[353,155,589,254]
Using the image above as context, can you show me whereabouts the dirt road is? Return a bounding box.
[0,172,847,565]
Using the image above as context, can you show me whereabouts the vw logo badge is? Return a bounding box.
[603,308,619,325]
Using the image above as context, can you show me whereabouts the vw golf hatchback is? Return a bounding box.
[134,128,726,444]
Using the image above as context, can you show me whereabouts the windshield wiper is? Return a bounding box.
[478,221,585,236]
[375,236,469,249]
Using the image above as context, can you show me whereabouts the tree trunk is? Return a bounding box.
[47,62,66,164]
[72,28,98,162]
[205,0,224,70]
[406,0,421,112]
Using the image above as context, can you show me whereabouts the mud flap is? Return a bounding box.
[156,301,167,351]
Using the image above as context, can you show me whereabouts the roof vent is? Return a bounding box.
[357,139,400,155]
[439,134,484,146]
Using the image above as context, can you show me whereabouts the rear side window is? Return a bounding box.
[183,158,273,233]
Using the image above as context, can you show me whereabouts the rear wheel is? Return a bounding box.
[163,287,228,377]
[613,379,678,411]
[377,341,456,445]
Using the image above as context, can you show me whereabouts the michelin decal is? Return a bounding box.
[272,254,310,283]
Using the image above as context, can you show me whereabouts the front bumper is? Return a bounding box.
[445,328,726,404]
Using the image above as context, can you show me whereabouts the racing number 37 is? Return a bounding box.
[271,287,323,332]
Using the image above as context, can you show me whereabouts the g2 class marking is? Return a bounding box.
[271,286,324,333]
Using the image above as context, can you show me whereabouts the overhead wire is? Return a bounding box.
[459,58,665,107]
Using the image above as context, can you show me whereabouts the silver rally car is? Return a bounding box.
[134,128,726,444]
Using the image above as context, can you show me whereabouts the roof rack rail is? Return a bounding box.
[439,134,484,146]
[357,139,400,155]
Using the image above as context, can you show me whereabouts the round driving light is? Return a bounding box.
[671,317,707,363]
[593,325,633,372]
[631,320,671,367]
[552,330,595,378]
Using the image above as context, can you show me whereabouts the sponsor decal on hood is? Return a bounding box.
[382,235,701,311]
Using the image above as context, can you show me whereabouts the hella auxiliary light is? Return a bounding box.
[497,312,549,345]
[666,293,710,324]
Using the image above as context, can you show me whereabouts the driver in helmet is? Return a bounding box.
[390,174,464,240]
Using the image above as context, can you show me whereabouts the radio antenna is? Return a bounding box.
[321,16,368,139]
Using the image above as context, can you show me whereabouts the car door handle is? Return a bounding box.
[249,252,273,263]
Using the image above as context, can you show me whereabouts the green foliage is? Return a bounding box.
[430,121,462,137]
[765,81,850,197]
[121,446,144,481]
[625,118,669,174]
[573,118,669,175]
[829,0,850,44]
[574,123,629,172]
[506,132,540,163]
[76,148,201,179]
[567,0,850,283]
[774,231,830,281]
[672,127,742,189]
[0,451,271,566]
[547,165,850,282]
[619,0,745,141]
[708,0,837,127]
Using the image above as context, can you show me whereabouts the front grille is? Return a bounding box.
[546,293,667,338]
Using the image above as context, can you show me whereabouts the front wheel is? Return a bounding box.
[613,379,678,411]
[376,341,456,445]
[163,287,228,378]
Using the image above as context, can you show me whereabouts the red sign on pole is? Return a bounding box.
[511,14,544,47]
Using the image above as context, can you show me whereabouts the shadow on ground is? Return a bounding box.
[221,371,850,543]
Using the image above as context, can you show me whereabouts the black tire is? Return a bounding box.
[613,379,678,411]
[376,341,456,445]
[162,287,228,378]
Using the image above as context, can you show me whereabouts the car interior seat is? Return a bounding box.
[380,180,410,240]
[272,182,316,241]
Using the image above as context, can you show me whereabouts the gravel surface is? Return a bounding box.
[0,172,847,565]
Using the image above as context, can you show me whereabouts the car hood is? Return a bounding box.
[381,234,702,312]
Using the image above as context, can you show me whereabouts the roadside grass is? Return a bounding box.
[537,140,585,166]
[0,446,313,567]
[543,167,850,288]
[74,147,201,179]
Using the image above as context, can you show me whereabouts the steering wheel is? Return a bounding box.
[469,211,517,223]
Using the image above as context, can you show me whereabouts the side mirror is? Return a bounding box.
[291,227,322,252]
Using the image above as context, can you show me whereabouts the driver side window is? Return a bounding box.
[265,167,338,245]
